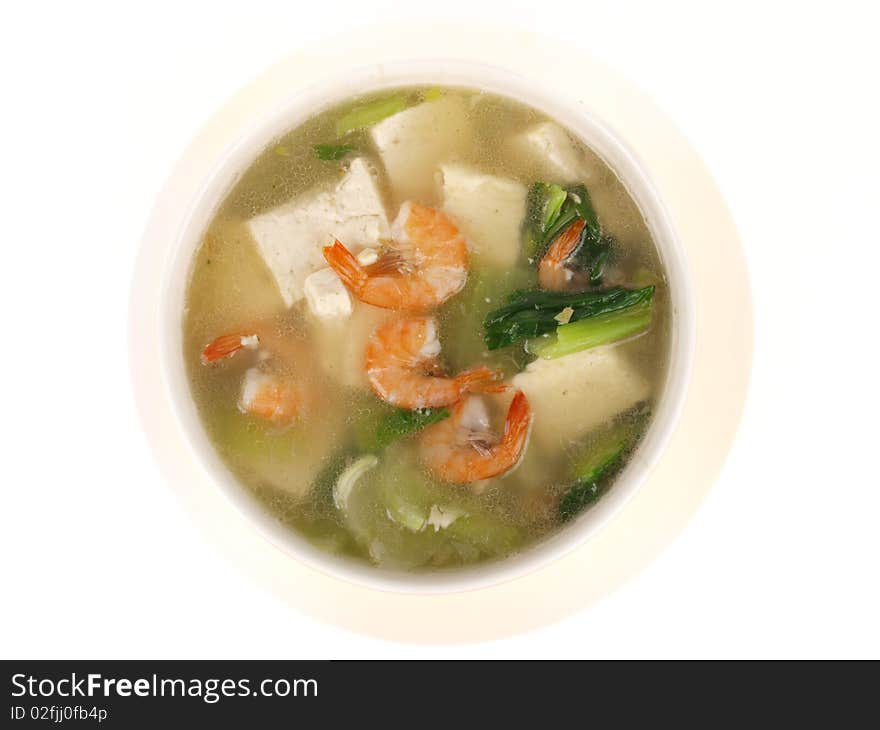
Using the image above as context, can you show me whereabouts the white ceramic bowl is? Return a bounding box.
[157,60,696,594]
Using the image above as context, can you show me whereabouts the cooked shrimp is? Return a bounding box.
[420,390,532,483]
[538,218,586,291]
[323,201,468,311]
[200,325,308,426]
[238,368,306,426]
[364,316,499,409]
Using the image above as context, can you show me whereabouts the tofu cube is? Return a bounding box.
[512,344,650,452]
[246,157,388,307]
[303,248,381,321]
[438,163,527,268]
[303,267,352,320]
[509,121,601,186]
[371,96,472,204]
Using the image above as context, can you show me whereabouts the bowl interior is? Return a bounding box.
[158,60,696,594]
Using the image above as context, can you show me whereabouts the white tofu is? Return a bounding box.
[371,97,472,203]
[303,268,352,320]
[246,157,388,307]
[438,163,527,268]
[512,344,649,452]
[509,121,601,185]
[303,248,382,321]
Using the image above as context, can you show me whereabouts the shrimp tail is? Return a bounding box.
[551,219,586,263]
[323,240,367,292]
[539,218,588,291]
[503,391,532,449]
[454,366,502,395]
[201,333,259,364]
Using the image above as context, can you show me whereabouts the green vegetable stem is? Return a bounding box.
[335,94,408,136]
[528,300,653,359]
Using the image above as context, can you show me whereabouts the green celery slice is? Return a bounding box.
[528,301,653,359]
[335,94,408,136]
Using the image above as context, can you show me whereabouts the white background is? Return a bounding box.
[2,0,878,658]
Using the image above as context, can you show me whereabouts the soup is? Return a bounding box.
[183,86,670,571]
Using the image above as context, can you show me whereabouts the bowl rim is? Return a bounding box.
[157,59,696,594]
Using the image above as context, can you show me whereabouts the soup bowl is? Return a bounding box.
[156,60,696,594]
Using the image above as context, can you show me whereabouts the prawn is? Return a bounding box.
[237,368,307,427]
[538,218,586,291]
[200,326,309,427]
[420,389,533,484]
[323,201,468,311]
[364,316,499,410]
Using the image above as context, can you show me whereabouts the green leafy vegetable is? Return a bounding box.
[335,94,408,136]
[524,182,611,284]
[528,300,653,359]
[313,143,354,161]
[567,226,612,287]
[439,263,536,374]
[525,182,568,257]
[559,409,649,521]
[558,479,603,520]
[483,285,655,350]
[354,406,450,454]
[524,183,597,251]
[565,184,600,237]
